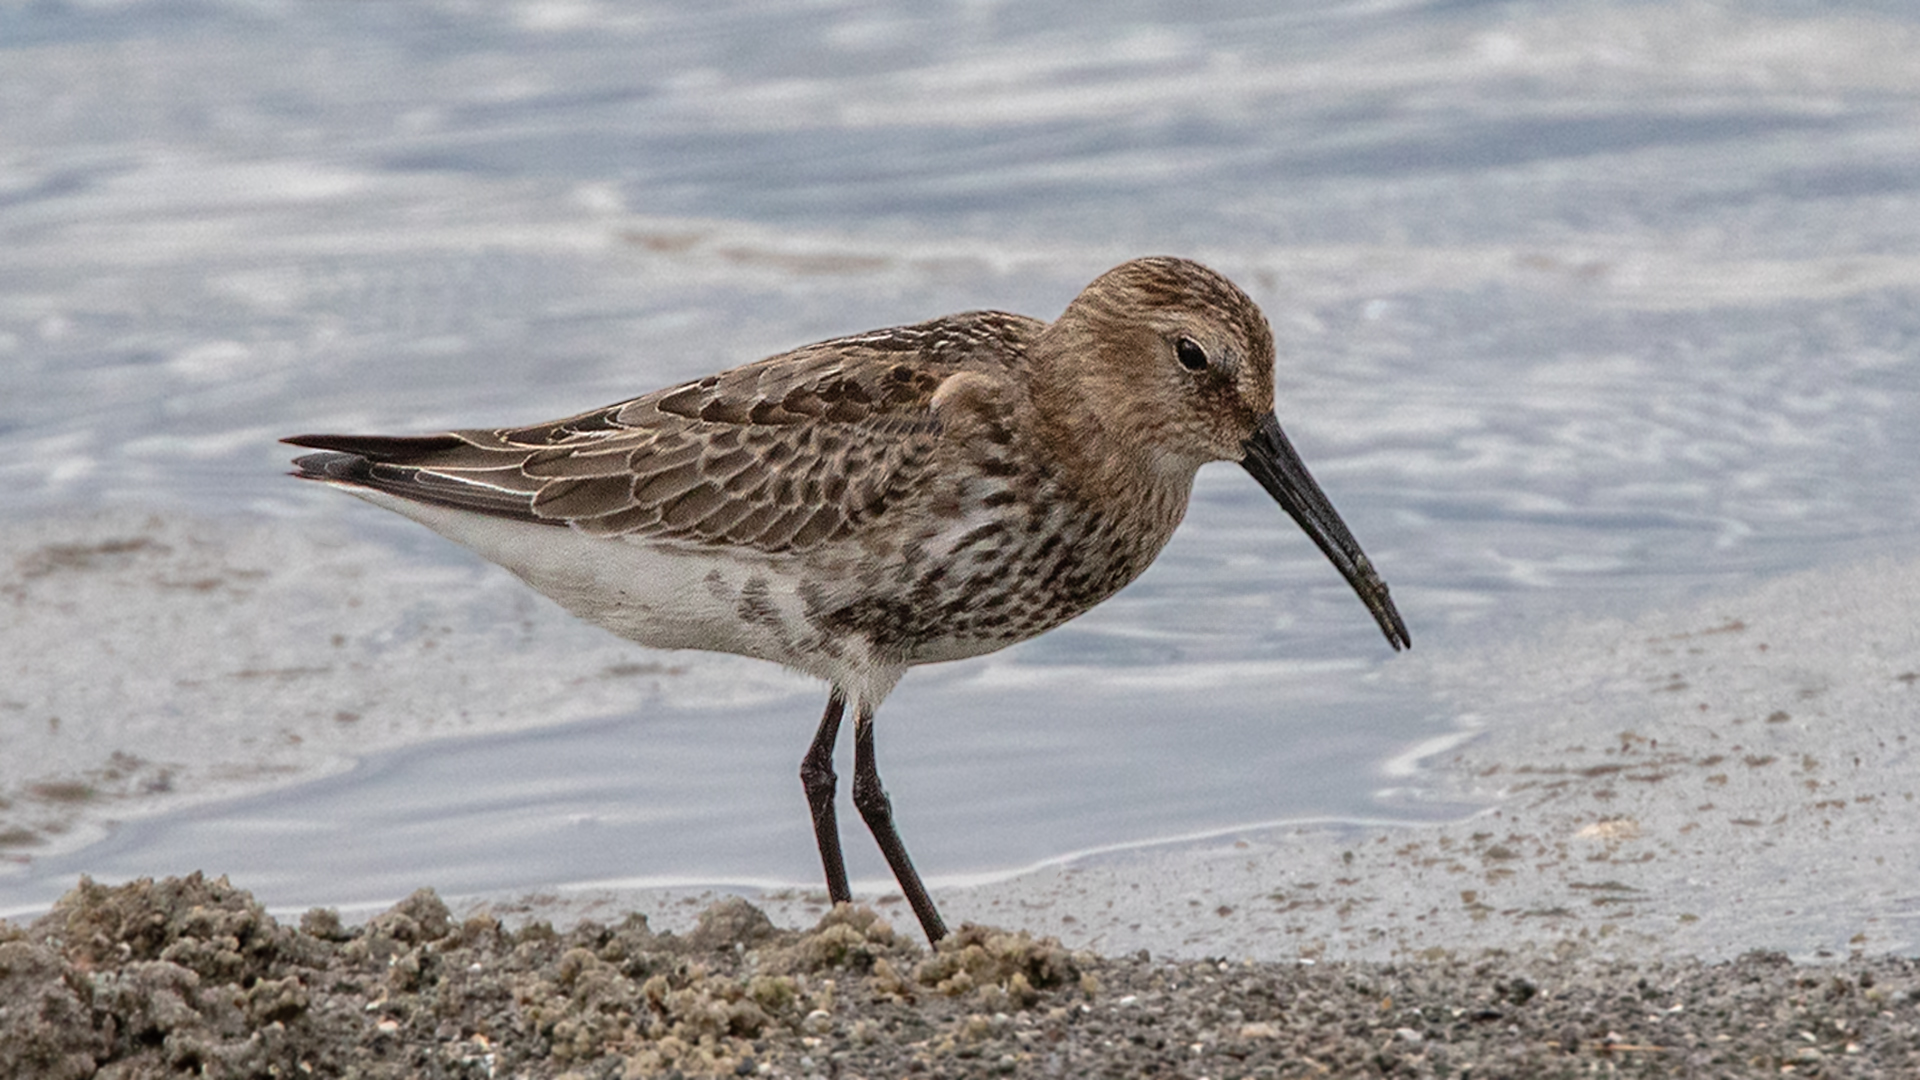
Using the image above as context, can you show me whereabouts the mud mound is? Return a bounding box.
[3,875,1918,1078]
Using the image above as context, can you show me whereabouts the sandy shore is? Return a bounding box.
[422,550,1920,968]
[4,522,1917,1076]
[5,874,1919,1079]
[6,514,1916,964]
[953,551,1920,964]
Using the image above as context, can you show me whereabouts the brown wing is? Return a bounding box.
[286,311,1043,554]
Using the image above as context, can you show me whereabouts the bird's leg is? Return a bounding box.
[851,705,948,943]
[800,690,851,905]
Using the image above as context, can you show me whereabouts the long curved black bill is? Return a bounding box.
[1240,413,1410,651]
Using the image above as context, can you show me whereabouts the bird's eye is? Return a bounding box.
[1175,336,1209,372]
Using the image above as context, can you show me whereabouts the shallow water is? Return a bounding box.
[3,0,1918,916]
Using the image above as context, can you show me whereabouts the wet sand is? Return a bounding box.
[6,515,1916,964]
[5,534,1917,1076]
[4,875,1918,1079]
[410,550,1920,968]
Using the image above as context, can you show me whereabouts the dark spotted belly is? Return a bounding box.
[813,491,1181,665]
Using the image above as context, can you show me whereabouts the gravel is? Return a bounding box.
[4,874,1917,1079]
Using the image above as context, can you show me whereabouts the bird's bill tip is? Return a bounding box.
[1239,415,1410,652]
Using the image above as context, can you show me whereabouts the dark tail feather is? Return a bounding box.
[285,443,558,525]
[282,432,466,462]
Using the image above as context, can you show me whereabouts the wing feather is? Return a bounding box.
[286,310,1045,554]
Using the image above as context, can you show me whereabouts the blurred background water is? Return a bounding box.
[3,0,1917,915]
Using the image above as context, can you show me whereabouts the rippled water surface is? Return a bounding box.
[3,0,1918,914]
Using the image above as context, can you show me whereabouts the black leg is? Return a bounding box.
[800,690,850,905]
[851,705,948,943]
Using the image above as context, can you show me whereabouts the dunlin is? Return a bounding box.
[285,256,1409,943]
